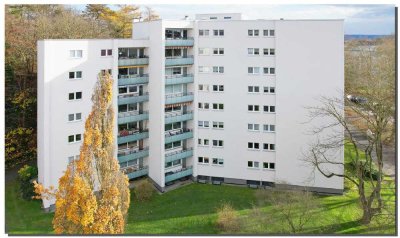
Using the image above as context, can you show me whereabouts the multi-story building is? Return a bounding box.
[37,13,344,209]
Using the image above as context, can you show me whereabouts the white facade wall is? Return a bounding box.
[37,14,344,208]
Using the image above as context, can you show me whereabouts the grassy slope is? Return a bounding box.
[5,144,395,235]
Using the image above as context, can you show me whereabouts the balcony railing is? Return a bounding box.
[165,166,193,183]
[165,111,193,124]
[117,130,149,144]
[118,56,149,66]
[124,166,149,180]
[165,128,193,144]
[165,56,194,67]
[118,74,149,86]
[118,111,149,124]
[118,92,149,105]
[165,92,194,105]
[165,148,193,163]
[165,37,194,47]
[118,147,149,163]
[165,74,194,85]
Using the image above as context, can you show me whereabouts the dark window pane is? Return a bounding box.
[69,93,74,100]
[101,49,106,56]
[76,92,82,99]
[69,72,75,79]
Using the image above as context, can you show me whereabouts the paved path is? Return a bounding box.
[345,117,396,177]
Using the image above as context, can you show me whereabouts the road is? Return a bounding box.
[345,117,396,177]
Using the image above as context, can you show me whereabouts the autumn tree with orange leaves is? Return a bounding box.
[34,72,130,234]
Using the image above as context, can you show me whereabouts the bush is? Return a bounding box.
[17,165,38,200]
[133,179,155,202]
[216,203,240,233]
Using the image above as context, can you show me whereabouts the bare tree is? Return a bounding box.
[304,37,394,224]
[142,6,160,21]
[255,189,319,234]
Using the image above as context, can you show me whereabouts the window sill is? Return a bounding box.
[211,164,224,167]
[68,141,81,144]
[247,148,260,151]
[248,130,261,132]
[212,146,224,149]
[247,167,260,170]
[198,163,210,166]
[67,120,82,123]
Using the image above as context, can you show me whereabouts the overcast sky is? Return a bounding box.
[73,4,395,35]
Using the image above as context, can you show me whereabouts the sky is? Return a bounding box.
[73,4,395,35]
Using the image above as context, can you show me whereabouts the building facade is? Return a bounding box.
[37,13,344,209]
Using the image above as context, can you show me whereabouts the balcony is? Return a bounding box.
[118,74,149,86]
[165,166,193,183]
[118,147,149,163]
[165,148,193,163]
[165,92,193,105]
[165,74,194,85]
[118,111,149,124]
[165,37,194,47]
[165,56,194,67]
[124,166,149,180]
[118,56,149,67]
[165,111,193,124]
[118,92,149,105]
[117,129,149,144]
[165,129,193,144]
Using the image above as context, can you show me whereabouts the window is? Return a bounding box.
[212,158,224,165]
[198,102,210,110]
[69,71,82,79]
[198,157,210,164]
[269,30,275,36]
[213,29,224,36]
[248,105,260,112]
[68,134,82,143]
[210,16,217,20]
[248,142,260,150]
[248,67,260,74]
[248,161,259,168]
[263,30,269,36]
[199,29,210,36]
[198,138,210,146]
[247,48,260,55]
[199,66,211,73]
[212,103,224,110]
[165,159,182,168]
[263,48,269,55]
[248,86,260,93]
[212,66,224,73]
[263,143,276,151]
[224,16,231,19]
[165,122,182,131]
[263,86,276,94]
[263,67,269,74]
[101,49,112,56]
[199,48,210,55]
[68,113,82,122]
[269,49,275,55]
[198,120,210,128]
[269,163,275,169]
[263,105,276,113]
[70,50,82,58]
[248,123,260,131]
[212,121,224,129]
[248,29,259,36]
[270,68,276,75]
[263,124,276,132]
[68,92,82,101]
[213,48,224,55]
[212,140,224,147]
[165,141,182,150]
[198,84,209,91]
[212,85,224,92]
[101,69,112,76]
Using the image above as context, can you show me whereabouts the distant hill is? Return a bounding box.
[345,35,391,41]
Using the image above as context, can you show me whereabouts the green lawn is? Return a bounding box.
[6,179,395,235]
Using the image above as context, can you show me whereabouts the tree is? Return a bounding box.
[304,37,395,224]
[5,127,36,169]
[17,165,38,200]
[34,72,130,234]
[255,189,319,234]
[5,5,113,168]
[84,4,141,38]
[142,6,160,21]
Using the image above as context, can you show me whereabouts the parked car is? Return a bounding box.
[347,94,368,104]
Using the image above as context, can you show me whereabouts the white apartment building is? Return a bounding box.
[37,13,344,209]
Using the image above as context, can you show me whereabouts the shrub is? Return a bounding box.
[133,179,155,202]
[216,203,240,233]
[17,165,38,200]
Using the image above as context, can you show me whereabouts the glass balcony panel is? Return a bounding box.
[164,111,193,124]
[118,111,149,124]
[118,57,149,66]
[118,74,149,86]
[165,74,194,85]
[164,129,193,144]
[117,130,149,144]
[165,166,193,183]
[165,56,194,67]
[165,37,194,47]
[118,147,149,163]
[124,166,149,180]
[165,92,193,105]
[118,93,149,105]
[165,148,193,163]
